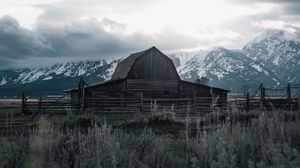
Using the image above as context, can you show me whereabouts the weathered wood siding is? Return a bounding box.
[125,48,180,98]
[85,80,126,97]
[180,81,227,105]
[127,48,179,80]
[126,79,179,98]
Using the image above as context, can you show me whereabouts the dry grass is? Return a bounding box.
[0,108,299,168]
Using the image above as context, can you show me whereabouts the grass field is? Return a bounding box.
[0,99,300,168]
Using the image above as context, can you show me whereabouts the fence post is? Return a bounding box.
[21,92,25,114]
[246,92,250,112]
[81,78,86,113]
[287,83,292,111]
[193,92,197,115]
[260,83,263,101]
[39,96,42,114]
[140,92,143,113]
[262,87,265,101]
[78,77,85,113]
[78,78,82,113]
[260,83,265,109]
[298,94,300,112]
[287,83,291,100]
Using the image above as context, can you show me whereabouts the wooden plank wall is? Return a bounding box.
[126,79,179,98]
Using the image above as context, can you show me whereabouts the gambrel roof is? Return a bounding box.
[111,46,175,80]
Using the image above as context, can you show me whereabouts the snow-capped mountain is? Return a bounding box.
[243,30,300,83]
[177,29,300,92]
[168,50,208,68]
[0,59,121,96]
[1,29,300,96]
[0,59,120,85]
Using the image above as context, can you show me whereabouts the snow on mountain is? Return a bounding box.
[169,50,209,80]
[0,77,7,85]
[0,58,123,86]
[168,50,206,67]
[243,29,300,83]
[177,29,300,91]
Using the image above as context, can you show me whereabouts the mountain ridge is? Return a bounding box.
[1,29,300,96]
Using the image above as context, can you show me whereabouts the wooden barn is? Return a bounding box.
[65,47,229,111]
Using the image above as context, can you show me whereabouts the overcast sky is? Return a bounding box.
[0,0,300,69]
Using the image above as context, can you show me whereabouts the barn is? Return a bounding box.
[66,47,229,111]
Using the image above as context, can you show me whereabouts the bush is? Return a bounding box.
[186,110,300,168]
[0,135,29,168]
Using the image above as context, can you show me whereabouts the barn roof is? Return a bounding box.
[111,46,159,80]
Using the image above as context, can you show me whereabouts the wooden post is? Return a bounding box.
[193,92,197,115]
[287,83,292,111]
[260,83,263,101]
[80,78,85,113]
[82,83,85,112]
[140,92,143,113]
[22,92,25,114]
[287,83,291,100]
[262,87,265,101]
[78,78,82,113]
[260,84,265,109]
[39,96,42,114]
[78,77,85,113]
[246,92,250,112]
[298,94,300,112]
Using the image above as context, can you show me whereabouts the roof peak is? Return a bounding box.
[144,46,158,52]
[111,46,169,80]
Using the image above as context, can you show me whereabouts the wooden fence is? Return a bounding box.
[229,82,300,111]
[20,82,300,116]
[22,93,300,118]
[23,94,228,117]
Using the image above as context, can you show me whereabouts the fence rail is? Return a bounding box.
[21,95,229,116]
[15,81,300,117]
[21,95,300,117]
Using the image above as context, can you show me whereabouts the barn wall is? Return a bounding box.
[180,81,228,106]
[70,91,79,106]
[126,79,179,98]
[181,82,211,97]
[85,80,126,97]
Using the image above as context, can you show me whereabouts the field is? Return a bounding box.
[0,99,300,168]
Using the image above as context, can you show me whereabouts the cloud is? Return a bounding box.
[36,0,161,23]
[0,15,200,69]
[1,0,300,69]
[228,0,300,16]
[0,16,50,62]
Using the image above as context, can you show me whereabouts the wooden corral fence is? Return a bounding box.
[230,83,300,111]
[22,92,227,117]
[21,82,300,118]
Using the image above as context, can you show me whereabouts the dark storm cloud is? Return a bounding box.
[0,15,199,69]
[0,16,50,60]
